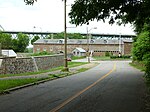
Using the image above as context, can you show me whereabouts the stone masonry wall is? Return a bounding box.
[0,54,64,75]
[0,57,36,74]
[34,54,64,71]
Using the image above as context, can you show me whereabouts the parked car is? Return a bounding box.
[67,57,72,61]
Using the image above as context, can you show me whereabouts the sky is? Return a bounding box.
[0,0,135,35]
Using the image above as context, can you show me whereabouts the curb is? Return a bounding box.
[0,77,57,95]
[0,73,73,95]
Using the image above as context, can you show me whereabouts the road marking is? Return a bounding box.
[49,63,116,112]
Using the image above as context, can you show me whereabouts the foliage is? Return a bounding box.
[47,32,84,39]
[31,51,52,56]
[105,52,110,57]
[132,31,150,61]
[13,33,30,52]
[132,25,150,76]
[72,56,86,60]
[0,32,13,49]
[69,0,150,33]
[110,55,131,59]
[24,0,37,5]
[143,53,150,78]
[0,78,45,92]
[24,48,33,53]
[31,36,40,45]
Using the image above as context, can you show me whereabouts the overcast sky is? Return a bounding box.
[0,0,135,35]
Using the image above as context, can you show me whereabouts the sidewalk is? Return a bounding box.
[0,62,98,80]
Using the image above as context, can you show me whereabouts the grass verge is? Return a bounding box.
[0,62,92,93]
[93,56,131,61]
[130,61,150,111]
[129,62,145,72]
[0,78,47,93]
[0,62,88,78]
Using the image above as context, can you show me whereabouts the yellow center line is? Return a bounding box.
[49,63,116,112]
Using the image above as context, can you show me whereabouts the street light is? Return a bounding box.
[86,27,97,63]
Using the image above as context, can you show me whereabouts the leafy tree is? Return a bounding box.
[24,0,37,5]
[0,32,13,49]
[31,35,40,45]
[13,33,30,52]
[46,32,84,39]
[132,24,150,76]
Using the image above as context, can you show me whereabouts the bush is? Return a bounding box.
[105,52,110,57]
[132,29,150,76]
[110,55,131,59]
[143,53,150,78]
[31,51,52,56]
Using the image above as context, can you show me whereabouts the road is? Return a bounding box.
[0,61,146,112]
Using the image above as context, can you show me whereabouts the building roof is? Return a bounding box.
[73,47,86,53]
[123,40,133,43]
[34,39,133,45]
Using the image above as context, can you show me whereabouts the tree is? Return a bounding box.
[0,32,13,49]
[132,24,150,76]
[46,32,84,39]
[13,33,30,52]
[31,35,40,45]
[69,0,150,33]
[24,0,37,5]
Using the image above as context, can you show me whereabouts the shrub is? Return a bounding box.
[31,51,52,56]
[105,52,110,57]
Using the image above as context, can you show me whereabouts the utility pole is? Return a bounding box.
[86,27,97,63]
[0,43,2,57]
[63,0,69,71]
[119,34,121,57]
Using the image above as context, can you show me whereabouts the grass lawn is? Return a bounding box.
[0,78,46,93]
[93,56,110,61]
[71,56,86,60]
[93,56,131,61]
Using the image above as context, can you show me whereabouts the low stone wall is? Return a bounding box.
[34,54,64,71]
[0,57,36,74]
[0,54,64,74]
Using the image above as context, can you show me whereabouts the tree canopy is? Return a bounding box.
[69,0,150,33]
[46,32,85,39]
[0,32,29,52]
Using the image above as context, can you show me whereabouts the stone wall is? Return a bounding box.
[0,54,64,75]
[34,54,64,71]
[0,57,36,74]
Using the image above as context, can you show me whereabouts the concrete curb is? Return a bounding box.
[0,76,65,95]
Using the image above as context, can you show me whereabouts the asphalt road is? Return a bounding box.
[0,61,146,112]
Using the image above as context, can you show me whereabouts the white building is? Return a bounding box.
[72,47,86,57]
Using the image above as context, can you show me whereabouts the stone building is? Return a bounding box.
[33,39,133,56]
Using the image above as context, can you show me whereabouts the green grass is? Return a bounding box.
[93,56,131,61]
[93,56,111,61]
[71,56,86,60]
[0,62,93,93]
[77,68,89,72]
[129,62,145,71]
[0,62,88,78]
[0,78,46,92]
